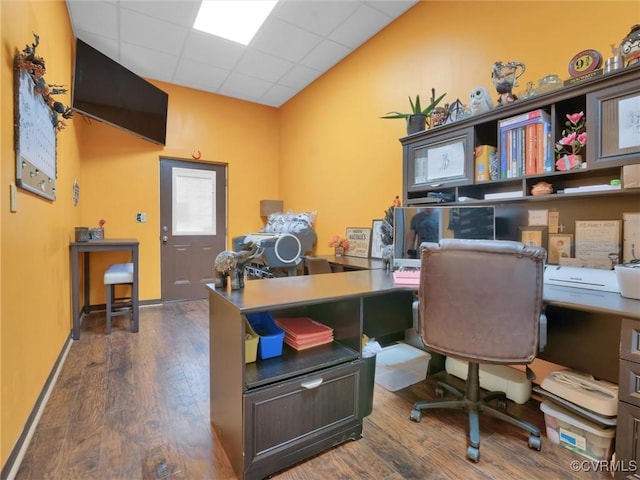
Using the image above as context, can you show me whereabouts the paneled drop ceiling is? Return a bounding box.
[66,0,418,107]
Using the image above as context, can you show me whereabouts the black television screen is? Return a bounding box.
[72,39,168,145]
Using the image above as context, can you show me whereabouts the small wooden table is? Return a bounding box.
[317,255,385,272]
[69,239,139,340]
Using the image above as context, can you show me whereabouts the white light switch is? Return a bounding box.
[10,184,17,212]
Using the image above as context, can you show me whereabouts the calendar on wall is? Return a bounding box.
[15,67,57,200]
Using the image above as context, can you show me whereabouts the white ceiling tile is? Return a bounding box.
[182,30,245,71]
[66,0,118,40]
[174,57,230,93]
[120,8,190,57]
[235,50,294,83]
[329,4,390,49]
[119,1,201,28]
[300,40,351,72]
[119,43,179,82]
[218,73,273,101]
[274,0,360,37]
[365,0,417,18]
[251,17,323,63]
[66,0,413,106]
[278,64,321,90]
[259,84,298,107]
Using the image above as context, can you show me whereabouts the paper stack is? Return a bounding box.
[274,317,334,351]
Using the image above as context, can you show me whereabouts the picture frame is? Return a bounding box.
[408,128,472,188]
[575,220,621,269]
[622,212,640,263]
[519,226,546,248]
[345,227,372,258]
[587,84,640,164]
[548,234,573,264]
[370,219,384,259]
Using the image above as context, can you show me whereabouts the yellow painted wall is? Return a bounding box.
[1,0,638,472]
[77,83,280,303]
[1,0,81,465]
[280,1,639,254]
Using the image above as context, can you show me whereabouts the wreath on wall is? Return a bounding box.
[15,33,72,131]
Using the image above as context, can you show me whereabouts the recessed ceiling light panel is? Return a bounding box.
[193,0,278,46]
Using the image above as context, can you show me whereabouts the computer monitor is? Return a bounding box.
[393,206,495,269]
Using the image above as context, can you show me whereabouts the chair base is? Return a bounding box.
[410,363,541,462]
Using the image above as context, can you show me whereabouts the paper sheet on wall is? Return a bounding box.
[575,220,620,268]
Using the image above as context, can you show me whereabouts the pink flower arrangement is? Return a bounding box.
[328,235,349,249]
[555,111,587,158]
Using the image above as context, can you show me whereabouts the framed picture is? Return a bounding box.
[548,234,573,264]
[575,220,621,268]
[519,226,546,248]
[345,227,372,258]
[408,127,473,188]
[623,212,640,263]
[370,219,384,259]
[587,84,640,164]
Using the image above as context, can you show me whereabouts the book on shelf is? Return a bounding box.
[498,109,552,178]
[498,108,550,129]
[274,317,334,350]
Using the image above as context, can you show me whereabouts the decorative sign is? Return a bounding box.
[568,49,602,77]
[15,67,57,200]
[575,220,621,269]
[345,227,372,258]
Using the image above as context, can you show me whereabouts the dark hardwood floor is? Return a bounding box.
[15,300,612,479]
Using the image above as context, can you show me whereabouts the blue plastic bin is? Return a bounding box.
[245,312,285,360]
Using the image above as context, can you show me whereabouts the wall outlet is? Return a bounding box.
[136,212,147,223]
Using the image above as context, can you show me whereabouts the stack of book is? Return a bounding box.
[498,109,553,179]
[274,317,334,351]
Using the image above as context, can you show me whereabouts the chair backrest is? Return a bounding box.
[419,239,545,365]
[305,256,332,275]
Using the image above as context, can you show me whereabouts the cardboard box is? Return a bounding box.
[622,164,640,189]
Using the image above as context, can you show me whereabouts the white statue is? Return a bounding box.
[469,87,493,115]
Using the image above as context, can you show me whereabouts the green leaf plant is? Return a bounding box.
[380,89,447,120]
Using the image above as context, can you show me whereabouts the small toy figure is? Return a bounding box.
[491,61,526,106]
[430,106,448,127]
[621,24,640,67]
[469,87,493,115]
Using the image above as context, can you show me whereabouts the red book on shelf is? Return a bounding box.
[274,317,333,339]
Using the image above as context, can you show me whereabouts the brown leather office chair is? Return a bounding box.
[305,256,332,275]
[410,239,545,462]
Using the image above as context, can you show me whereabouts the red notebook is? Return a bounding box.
[275,317,334,350]
[274,317,333,338]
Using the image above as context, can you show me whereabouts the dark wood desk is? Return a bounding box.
[69,239,139,340]
[317,255,385,272]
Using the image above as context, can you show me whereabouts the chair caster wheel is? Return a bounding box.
[528,435,542,451]
[497,398,507,410]
[410,409,422,423]
[466,445,480,462]
[435,386,445,398]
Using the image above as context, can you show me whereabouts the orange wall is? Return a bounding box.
[280,1,639,254]
[77,83,280,303]
[2,0,639,471]
[1,0,82,465]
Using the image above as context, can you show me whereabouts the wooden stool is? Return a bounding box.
[103,263,138,334]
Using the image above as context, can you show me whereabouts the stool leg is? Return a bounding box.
[131,279,139,333]
[106,284,113,334]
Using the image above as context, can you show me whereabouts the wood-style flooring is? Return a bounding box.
[15,300,613,480]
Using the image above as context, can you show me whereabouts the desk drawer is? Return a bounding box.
[243,361,363,477]
[621,318,640,364]
[620,359,640,408]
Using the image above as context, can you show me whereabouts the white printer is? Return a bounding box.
[543,265,620,293]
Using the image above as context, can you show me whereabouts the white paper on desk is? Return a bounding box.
[575,220,620,265]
